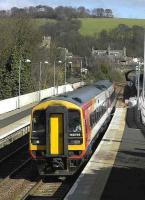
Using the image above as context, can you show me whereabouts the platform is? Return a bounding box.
[0,116,30,149]
[65,107,145,200]
[0,103,35,129]
[0,103,33,148]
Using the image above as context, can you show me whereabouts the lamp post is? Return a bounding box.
[57,60,67,93]
[18,59,22,109]
[39,61,49,101]
[80,59,83,82]
[64,48,67,93]
[136,64,141,110]
[39,61,42,101]
[18,59,31,109]
[64,62,67,89]
[54,60,65,96]
[53,61,56,96]
[133,58,142,110]
[68,61,72,73]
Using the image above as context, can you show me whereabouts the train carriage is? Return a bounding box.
[29,80,116,176]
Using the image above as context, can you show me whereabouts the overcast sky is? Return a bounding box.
[0,0,145,19]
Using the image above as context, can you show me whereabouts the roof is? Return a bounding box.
[40,80,112,106]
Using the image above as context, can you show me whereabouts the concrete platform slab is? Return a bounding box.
[0,116,30,149]
[0,103,35,129]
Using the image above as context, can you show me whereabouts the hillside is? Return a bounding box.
[1,17,144,37]
[79,18,145,36]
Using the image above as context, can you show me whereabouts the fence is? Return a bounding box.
[0,82,83,114]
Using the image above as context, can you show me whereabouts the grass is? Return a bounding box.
[1,17,145,37]
[79,18,145,36]
[0,18,56,28]
[32,18,56,27]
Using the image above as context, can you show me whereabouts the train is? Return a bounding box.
[29,80,116,176]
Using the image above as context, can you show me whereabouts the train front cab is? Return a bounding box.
[30,100,86,176]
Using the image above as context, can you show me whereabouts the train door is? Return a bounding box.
[50,114,63,154]
[46,106,68,156]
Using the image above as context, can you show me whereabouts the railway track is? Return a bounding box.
[0,142,29,181]
[0,139,74,200]
[0,158,40,200]
[0,138,94,200]
[0,169,75,200]
[0,140,37,200]
[21,178,73,200]
[115,82,125,107]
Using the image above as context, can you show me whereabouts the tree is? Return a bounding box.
[105,9,113,18]
[0,16,42,99]
[77,7,90,18]
[96,8,105,17]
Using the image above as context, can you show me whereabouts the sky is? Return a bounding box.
[0,0,145,19]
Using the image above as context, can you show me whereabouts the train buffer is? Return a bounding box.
[65,107,145,200]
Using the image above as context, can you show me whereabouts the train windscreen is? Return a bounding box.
[31,110,46,145]
[68,110,82,137]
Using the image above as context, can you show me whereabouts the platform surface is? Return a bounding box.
[0,115,30,139]
[65,107,145,200]
[0,103,35,129]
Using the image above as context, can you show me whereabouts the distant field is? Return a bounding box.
[79,18,145,36]
[32,18,56,27]
[1,17,145,37]
[0,18,56,28]
[33,18,145,36]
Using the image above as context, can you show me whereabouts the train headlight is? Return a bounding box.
[31,139,40,144]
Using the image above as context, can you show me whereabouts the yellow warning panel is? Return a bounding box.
[50,114,63,154]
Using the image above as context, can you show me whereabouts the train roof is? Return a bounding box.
[40,80,113,106]
[94,80,112,90]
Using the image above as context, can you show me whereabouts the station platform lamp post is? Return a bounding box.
[133,58,141,110]
[53,59,73,95]
[80,59,83,82]
[136,63,141,109]
[18,59,49,108]
[18,59,31,109]
[53,49,73,95]
[39,61,49,101]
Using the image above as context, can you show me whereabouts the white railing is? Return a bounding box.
[0,82,84,115]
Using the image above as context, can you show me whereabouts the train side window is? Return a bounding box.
[94,110,97,123]
[97,107,100,119]
[95,110,98,122]
[90,111,96,128]
[93,112,95,126]
[99,107,102,117]
[110,91,115,103]
[90,113,93,127]
[90,113,92,127]
[68,110,82,134]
